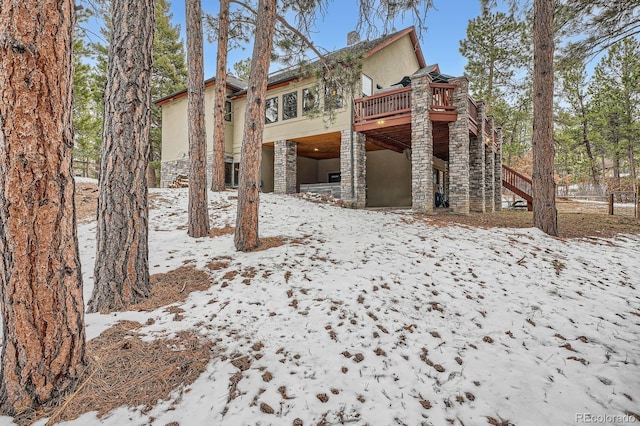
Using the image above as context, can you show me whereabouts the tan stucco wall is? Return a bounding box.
[297,157,319,186]
[366,149,412,207]
[232,78,351,160]
[160,86,235,163]
[362,35,421,91]
[317,158,340,183]
[260,145,274,193]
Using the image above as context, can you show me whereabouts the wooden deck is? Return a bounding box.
[354,84,500,158]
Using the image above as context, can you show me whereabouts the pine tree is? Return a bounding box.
[73,9,103,177]
[211,0,231,192]
[234,0,278,251]
[89,0,155,312]
[558,61,600,187]
[459,9,530,111]
[589,38,640,188]
[80,0,187,187]
[186,0,211,237]
[151,0,188,187]
[532,0,558,236]
[0,0,87,412]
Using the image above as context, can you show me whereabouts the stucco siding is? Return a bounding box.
[362,35,421,91]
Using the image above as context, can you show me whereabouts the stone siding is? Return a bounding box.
[340,130,366,208]
[410,70,434,214]
[448,77,470,214]
[274,140,297,194]
[494,128,503,211]
[469,101,486,212]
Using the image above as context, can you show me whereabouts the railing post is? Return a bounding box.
[608,193,614,215]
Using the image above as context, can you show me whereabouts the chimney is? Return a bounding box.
[347,31,360,46]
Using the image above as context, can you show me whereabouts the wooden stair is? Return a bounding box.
[502,165,533,210]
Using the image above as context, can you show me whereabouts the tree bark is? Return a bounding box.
[0,0,87,413]
[186,0,210,237]
[211,0,230,192]
[532,0,558,236]
[234,0,277,251]
[89,0,155,312]
[578,95,599,187]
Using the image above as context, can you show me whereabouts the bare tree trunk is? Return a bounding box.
[578,96,599,187]
[186,0,210,237]
[234,0,277,251]
[89,0,155,313]
[0,0,86,413]
[532,0,558,236]
[629,144,636,191]
[211,0,230,192]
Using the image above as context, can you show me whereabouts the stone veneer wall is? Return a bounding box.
[340,130,366,208]
[410,70,434,214]
[485,116,496,212]
[161,156,215,188]
[448,77,470,214]
[274,140,297,194]
[494,128,503,211]
[469,101,486,212]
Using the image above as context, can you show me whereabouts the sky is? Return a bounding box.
[166,0,482,79]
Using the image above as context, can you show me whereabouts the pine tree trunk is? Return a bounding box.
[89,0,155,313]
[234,0,277,251]
[186,0,210,237]
[579,97,599,187]
[211,0,230,192]
[532,0,558,236]
[0,0,87,413]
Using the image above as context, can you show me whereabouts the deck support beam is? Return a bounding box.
[274,140,297,194]
[410,69,434,214]
[448,77,471,214]
[469,101,486,212]
[340,130,367,208]
[494,128,503,211]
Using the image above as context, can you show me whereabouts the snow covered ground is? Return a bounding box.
[3,187,640,425]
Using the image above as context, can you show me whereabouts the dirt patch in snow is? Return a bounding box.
[25,321,211,425]
[74,183,99,222]
[130,266,212,312]
[423,203,640,239]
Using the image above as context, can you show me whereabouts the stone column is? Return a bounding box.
[469,101,485,212]
[274,140,297,194]
[410,68,434,214]
[484,115,495,212]
[494,128,503,211]
[448,77,470,214]
[340,130,366,208]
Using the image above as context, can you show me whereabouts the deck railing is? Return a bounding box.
[468,97,478,125]
[430,83,456,111]
[353,83,459,124]
[502,165,532,203]
[354,87,412,123]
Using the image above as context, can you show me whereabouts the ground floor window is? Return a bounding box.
[224,161,240,187]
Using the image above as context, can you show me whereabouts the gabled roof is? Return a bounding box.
[155,26,427,106]
[230,26,427,99]
[154,75,247,107]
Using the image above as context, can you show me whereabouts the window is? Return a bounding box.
[361,74,373,97]
[224,101,232,121]
[324,81,343,110]
[282,91,298,120]
[265,97,278,123]
[302,87,319,115]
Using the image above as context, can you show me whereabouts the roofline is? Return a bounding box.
[154,77,246,107]
[364,26,426,68]
[232,27,427,100]
[157,26,427,105]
